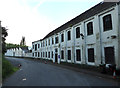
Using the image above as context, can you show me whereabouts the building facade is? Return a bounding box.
[32,2,120,69]
[5,47,32,58]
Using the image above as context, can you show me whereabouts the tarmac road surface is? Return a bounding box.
[2,57,120,86]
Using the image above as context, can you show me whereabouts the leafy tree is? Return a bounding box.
[2,27,8,54]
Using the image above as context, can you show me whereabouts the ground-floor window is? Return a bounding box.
[52,51,53,58]
[104,47,115,64]
[76,49,81,61]
[61,50,64,59]
[43,52,44,57]
[68,50,71,60]
[35,52,37,57]
[88,48,94,62]
[48,52,50,58]
[46,52,47,57]
[41,52,42,57]
[38,52,39,57]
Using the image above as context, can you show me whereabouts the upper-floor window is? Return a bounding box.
[43,41,44,47]
[41,43,42,47]
[33,45,34,49]
[46,40,47,46]
[52,38,54,44]
[87,22,93,35]
[103,14,112,31]
[61,33,64,42]
[35,44,37,51]
[38,44,40,48]
[49,39,50,45]
[67,31,71,40]
[76,27,80,38]
[55,36,58,44]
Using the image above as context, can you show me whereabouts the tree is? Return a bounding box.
[2,27,8,54]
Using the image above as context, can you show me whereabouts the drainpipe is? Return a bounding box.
[98,16,103,65]
[83,22,87,64]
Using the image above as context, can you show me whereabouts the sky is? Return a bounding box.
[0,0,103,47]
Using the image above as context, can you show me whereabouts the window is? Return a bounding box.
[103,14,112,31]
[41,43,42,47]
[52,51,53,58]
[46,52,47,57]
[76,27,80,38]
[68,50,71,60]
[43,41,44,47]
[35,52,37,57]
[38,44,40,48]
[104,47,115,64]
[61,50,64,59]
[41,52,42,57]
[61,34,64,42]
[35,44,37,51]
[87,22,93,35]
[49,39,50,45]
[76,49,81,61]
[68,31,71,40]
[43,52,44,57]
[88,48,94,62]
[52,38,54,44]
[48,52,50,58]
[55,36,58,44]
[46,40,47,46]
[33,45,34,49]
[38,52,39,57]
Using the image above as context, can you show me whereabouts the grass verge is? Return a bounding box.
[2,55,19,80]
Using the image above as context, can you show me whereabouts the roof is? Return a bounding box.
[33,2,118,43]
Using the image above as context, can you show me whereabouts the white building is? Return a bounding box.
[32,2,120,70]
[5,47,32,58]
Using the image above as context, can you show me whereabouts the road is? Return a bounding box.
[2,57,119,86]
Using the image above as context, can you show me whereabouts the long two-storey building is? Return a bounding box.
[32,2,120,69]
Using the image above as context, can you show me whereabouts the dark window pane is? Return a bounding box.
[61,34,64,42]
[68,50,71,60]
[88,48,94,62]
[35,44,37,51]
[76,27,80,38]
[55,37,58,44]
[61,50,64,59]
[38,52,39,57]
[48,52,50,58]
[103,14,112,31]
[68,31,71,40]
[52,51,53,58]
[87,22,93,35]
[46,52,47,57]
[104,47,115,64]
[76,49,81,61]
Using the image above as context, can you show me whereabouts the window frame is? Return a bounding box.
[87,22,93,35]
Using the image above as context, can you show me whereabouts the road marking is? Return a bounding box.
[20,69,22,70]
[22,78,26,81]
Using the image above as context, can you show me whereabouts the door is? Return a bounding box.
[104,47,115,64]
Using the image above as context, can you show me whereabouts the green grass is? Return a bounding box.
[2,55,19,80]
